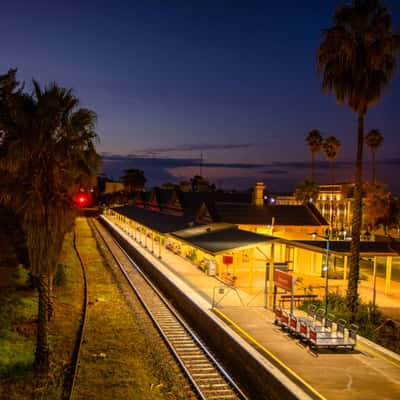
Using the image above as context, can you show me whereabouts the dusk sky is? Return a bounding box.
[2,0,400,192]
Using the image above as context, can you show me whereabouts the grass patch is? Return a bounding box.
[0,266,37,379]
[0,338,34,377]
[0,227,84,399]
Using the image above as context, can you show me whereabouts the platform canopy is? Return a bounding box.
[113,205,197,234]
[172,227,277,255]
[291,240,399,257]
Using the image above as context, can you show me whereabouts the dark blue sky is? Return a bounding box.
[2,1,400,192]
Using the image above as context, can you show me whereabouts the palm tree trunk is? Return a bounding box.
[48,274,53,321]
[347,113,364,315]
[34,273,50,372]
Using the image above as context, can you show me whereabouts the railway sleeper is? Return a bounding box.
[205,395,237,400]
[203,390,236,397]
[172,340,195,346]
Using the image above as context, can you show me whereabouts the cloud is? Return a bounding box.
[272,160,354,170]
[263,169,289,175]
[100,154,400,193]
[134,143,252,156]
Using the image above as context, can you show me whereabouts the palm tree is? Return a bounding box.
[305,129,323,182]
[0,69,100,371]
[294,179,319,204]
[365,129,384,183]
[322,136,341,184]
[317,0,400,313]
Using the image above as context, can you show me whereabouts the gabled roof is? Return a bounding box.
[113,205,197,234]
[172,227,277,254]
[177,191,216,216]
[155,188,176,206]
[213,203,328,226]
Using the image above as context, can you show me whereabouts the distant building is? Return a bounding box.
[316,183,354,232]
[121,182,328,241]
[104,182,397,294]
[275,182,355,233]
[104,181,125,194]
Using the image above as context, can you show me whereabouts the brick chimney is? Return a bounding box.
[253,182,265,206]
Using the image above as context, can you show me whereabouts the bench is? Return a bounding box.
[308,320,358,350]
[274,306,358,351]
[278,294,318,308]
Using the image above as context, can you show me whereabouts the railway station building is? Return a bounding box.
[103,182,399,296]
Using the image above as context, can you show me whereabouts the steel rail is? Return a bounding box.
[66,230,89,400]
[90,218,248,400]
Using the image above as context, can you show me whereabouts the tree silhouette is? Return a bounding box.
[121,169,146,192]
[294,179,319,205]
[305,129,323,182]
[365,129,384,183]
[322,136,341,184]
[363,182,391,232]
[0,69,99,371]
[317,0,400,313]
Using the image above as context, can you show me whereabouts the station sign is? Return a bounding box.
[223,255,233,265]
[274,269,294,292]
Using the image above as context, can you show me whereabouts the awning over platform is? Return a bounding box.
[113,206,197,234]
[172,227,277,255]
[292,240,399,257]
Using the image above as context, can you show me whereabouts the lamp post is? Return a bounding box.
[312,231,330,315]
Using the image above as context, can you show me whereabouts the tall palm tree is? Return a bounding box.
[365,129,384,183]
[305,129,323,182]
[322,136,341,184]
[0,69,100,371]
[317,0,400,313]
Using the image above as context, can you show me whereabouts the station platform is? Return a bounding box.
[102,216,400,400]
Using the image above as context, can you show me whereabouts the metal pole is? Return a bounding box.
[372,256,377,308]
[324,239,330,315]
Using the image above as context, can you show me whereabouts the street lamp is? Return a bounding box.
[311,231,330,315]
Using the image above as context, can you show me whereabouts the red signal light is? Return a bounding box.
[75,193,89,207]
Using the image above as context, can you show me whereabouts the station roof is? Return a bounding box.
[112,205,197,234]
[292,240,399,256]
[172,227,277,255]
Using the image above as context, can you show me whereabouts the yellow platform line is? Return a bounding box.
[356,341,400,369]
[213,308,326,400]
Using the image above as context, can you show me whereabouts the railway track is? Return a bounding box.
[89,218,247,400]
